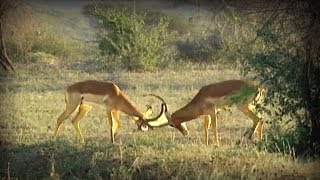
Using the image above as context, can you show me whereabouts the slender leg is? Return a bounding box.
[52,102,79,139]
[210,108,219,146]
[71,104,92,143]
[204,115,211,145]
[256,120,264,141]
[106,109,115,143]
[237,104,263,140]
[112,110,121,137]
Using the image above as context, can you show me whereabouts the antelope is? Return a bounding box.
[145,79,265,146]
[52,80,164,144]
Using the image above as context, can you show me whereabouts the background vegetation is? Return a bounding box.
[0,0,319,179]
[93,5,176,71]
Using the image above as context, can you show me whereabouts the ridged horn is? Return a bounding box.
[142,94,171,128]
[143,94,166,103]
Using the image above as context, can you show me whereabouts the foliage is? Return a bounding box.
[242,30,308,154]
[237,1,320,155]
[93,7,176,71]
[244,47,305,120]
[227,83,258,105]
[265,120,312,156]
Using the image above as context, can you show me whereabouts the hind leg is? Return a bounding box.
[204,115,211,145]
[210,108,219,146]
[71,104,92,143]
[52,102,79,139]
[112,110,121,138]
[256,120,264,141]
[106,109,116,143]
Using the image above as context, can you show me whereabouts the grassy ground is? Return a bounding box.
[1,67,319,179]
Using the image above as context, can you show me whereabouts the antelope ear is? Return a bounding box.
[142,105,153,119]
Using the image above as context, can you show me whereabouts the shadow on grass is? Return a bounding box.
[0,138,181,179]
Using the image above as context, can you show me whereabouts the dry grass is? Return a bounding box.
[1,68,319,179]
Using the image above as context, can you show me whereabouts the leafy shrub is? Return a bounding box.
[263,119,312,156]
[241,16,320,156]
[93,7,176,71]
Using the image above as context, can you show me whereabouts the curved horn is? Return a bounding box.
[143,94,166,103]
[141,94,171,128]
[144,103,170,128]
[148,104,172,128]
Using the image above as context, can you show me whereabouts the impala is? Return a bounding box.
[52,80,163,144]
[145,79,265,146]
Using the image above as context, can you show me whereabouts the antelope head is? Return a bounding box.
[141,94,189,135]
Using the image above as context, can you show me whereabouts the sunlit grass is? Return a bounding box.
[1,67,319,179]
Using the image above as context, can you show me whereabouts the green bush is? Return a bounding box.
[262,119,312,156]
[240,16,320,156]
[93,7,176,71]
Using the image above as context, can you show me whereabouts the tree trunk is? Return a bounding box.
[304,58,320,151]
[0,21,14,71]
[305,0,320,152]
